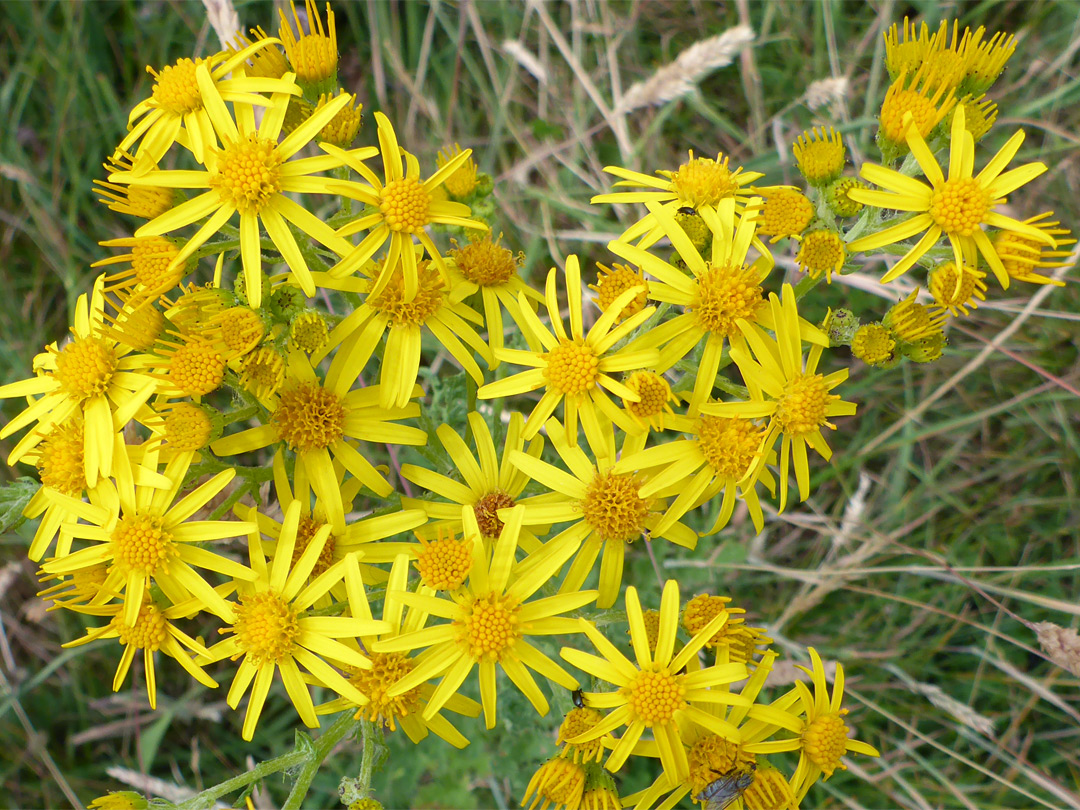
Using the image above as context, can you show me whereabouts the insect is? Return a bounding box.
[571,688,586,709]
[696,763,756,810]
[677,206,697,216]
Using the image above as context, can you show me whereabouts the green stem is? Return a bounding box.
[357,719,379,793]
[173,748,308,810]
[282,713,359,810]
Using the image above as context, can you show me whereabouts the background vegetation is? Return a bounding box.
[1,0,1078,807]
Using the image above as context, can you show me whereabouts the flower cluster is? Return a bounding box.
[3,6,1070,809]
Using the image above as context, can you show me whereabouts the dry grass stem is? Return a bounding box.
[501,39,549,85]
[805,76,851,111]
[615,25,754,113]
[201,0,240,51]
[1034,621,1080,677]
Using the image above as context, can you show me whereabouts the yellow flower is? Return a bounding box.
[210,353,426,533]
[226,27,290,79]
[119,41,299,168]
[929,261,986,316]
[849,106,1053,290]
[882,289,946,343]
[592,151,763,246]
[825,177,866,218]
[753,188,814,242]
[0,279,158,488]
[792,127,845,187]
[262,451,426,585]
[279,0,339,92]
[748,648,879,801]
[437,143,480,198]
[308,251,493,408]
[315,554,482,748]
[877,65,956,157]
[521,757,587,810]
[741,765,799,810]
[62,595,216,709]
[477,255,659,445]
[40,453,255,628]
[400,411,550,550]
[111,67,361,308]
[610,199,822,414]
[510,418,696,608]
[702,285,853,512]
[993,212,1075,286]
[619,370,677,437]
[795,230,846,283]
[94,151,181,219]
[621,647,801,810]
[207,500,392,741]
[590,262,650,322]
[614,410,775,535]
[373,506,595,728]
[94,235,189,297]
[448,233,544,357]
[558,581,749,782]
[850,324,898,368]
[325,112,487,300]
[315,90,363,147]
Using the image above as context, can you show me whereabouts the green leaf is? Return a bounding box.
[0,477,39,534]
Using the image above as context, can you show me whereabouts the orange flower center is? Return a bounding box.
[349,652,423,729]
[380,177,431,232]
[291,515,338,579]
[594,263,649,321]
[542,339,599,394]
[367,260,443,325]
[581,470,649,543]
[622,371,673,426]
[691,263,764,336]
[54,337,118,400]
[210,135,283,214]
[164,403,213,451]
[416,529,473,591]
[623,665,686,726]
[36,419,86,496]
[232,591,300,666]
[801,711,851,776]
[458,591,520,661]
[775,373,835,437]
[757,189,814,238]
[473,490,516,538]
[111,514,175,577]
[131,236,185,291]
[452,238,518,286]
[272,382,346,452]
[669,156,739,207]
[929,177,990,236]
[111,601,170,650]
[169,342,226,397]
[151,58,203,115]
[696,415,763,480]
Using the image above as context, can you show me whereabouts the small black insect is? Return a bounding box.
[571,688,586,709]
[696,763,756,810]
[677,206,697,216]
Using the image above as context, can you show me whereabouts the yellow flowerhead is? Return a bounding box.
[793,127,845,187]
[849,106,1053,290]
[753,188,814,243]
[278,0,339,92]
[477,255,659,445]
[702,285,852,511]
